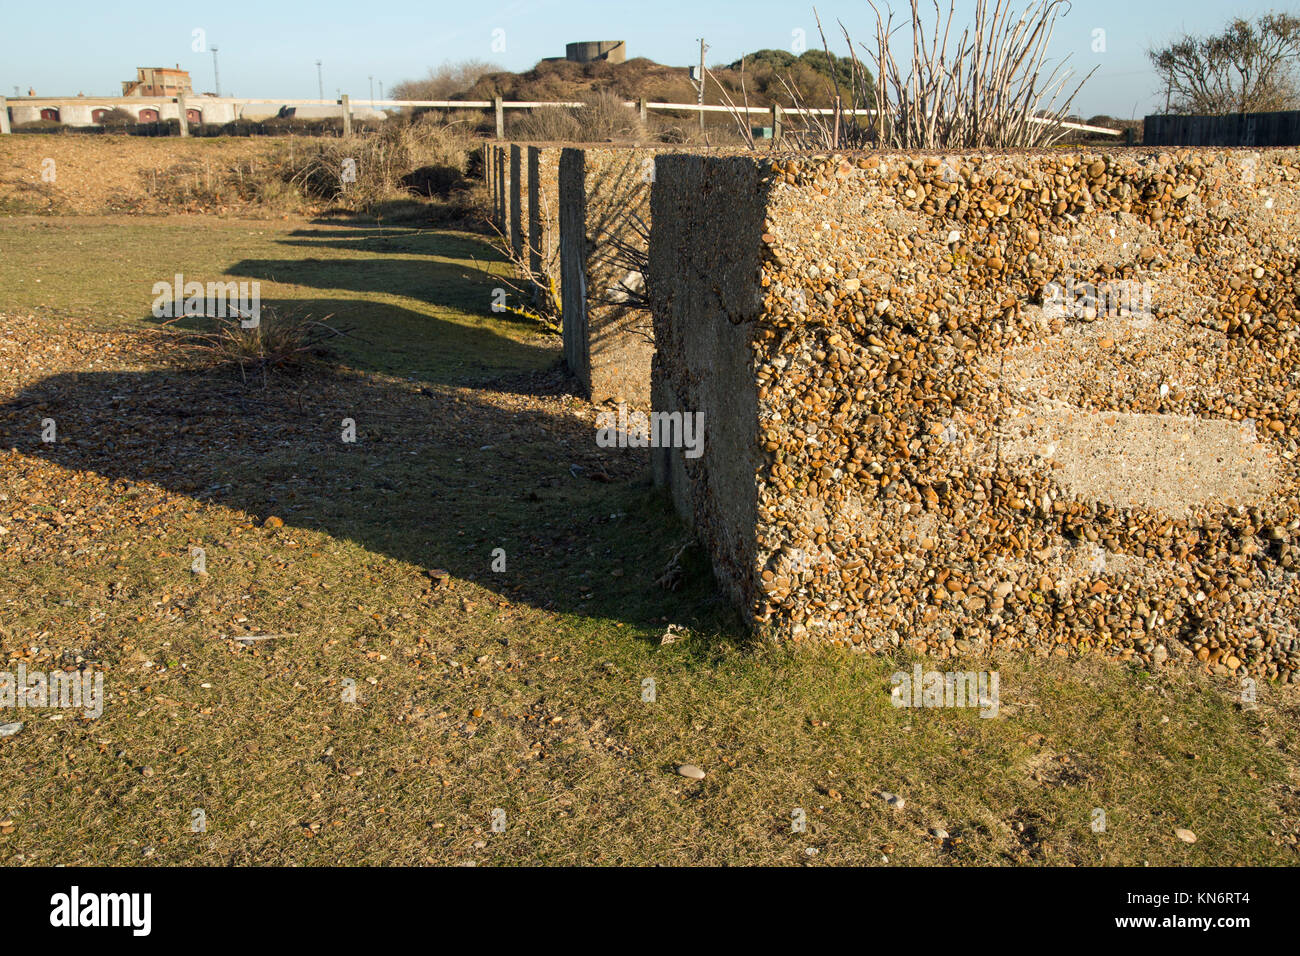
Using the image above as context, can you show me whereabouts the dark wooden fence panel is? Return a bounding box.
[1144,111,1300,147]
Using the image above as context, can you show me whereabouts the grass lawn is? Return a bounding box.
[0,213,1297,865]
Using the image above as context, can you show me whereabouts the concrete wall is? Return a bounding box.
[5,97,242,127]
[651,148,1300,683]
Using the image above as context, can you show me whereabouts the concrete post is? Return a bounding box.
[341,94,352,137]
[528,146,543,302]
[510,144,524,261]
[494,95,504,139]
[771,104,782,146]
[0,97,10,135]
[177,94,190,137]
[638,97,647,124]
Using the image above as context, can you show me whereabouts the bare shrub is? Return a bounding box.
[862,0,1094,148]
[391,60,503,100]
[1149,13,1300,114]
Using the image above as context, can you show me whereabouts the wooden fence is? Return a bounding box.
[1143,111,1300,147]
[2,93,1120,141]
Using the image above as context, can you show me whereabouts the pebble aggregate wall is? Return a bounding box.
[651,148,1300,682]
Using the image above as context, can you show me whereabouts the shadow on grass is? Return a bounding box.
[137,293,554,392]
[0,363,743,643]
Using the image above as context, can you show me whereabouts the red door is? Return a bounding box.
[92,108,109,123]
[139,108,159,122]
[186,109,202,125]
[39,108,59,121]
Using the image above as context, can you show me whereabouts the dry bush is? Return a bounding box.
[512,106,582,142]
[157,307,348,384]
[651,117,753,146]
[280,117,478,211]
[1149,13,1300,114]
[511,91,644,142]
[97,108,137,130]
[862,0,1093,148]
[391,60,503,100]
[572,91,645,141]
[140,156,308,213]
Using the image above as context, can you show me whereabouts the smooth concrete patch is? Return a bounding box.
[1000,403,1278,517]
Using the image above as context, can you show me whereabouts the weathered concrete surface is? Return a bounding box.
[651,155,768,609]
[528,145,561,306]
[998,405,1278,519]
[493,145,509,241]
[650,148,1300,682]
[559,147,656,405]
[510,144,525,262]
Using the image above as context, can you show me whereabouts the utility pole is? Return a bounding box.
[697,38,708,131]
[378,81,383,103]
[316,61,324,101]
[211,46,221,96]
[369,75,374,106]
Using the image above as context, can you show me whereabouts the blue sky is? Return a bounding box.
[0,0,1276,117]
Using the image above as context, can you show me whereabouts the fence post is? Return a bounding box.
[177,94,190,137]
[0,97,10,135]
[771,104,782,146]
[341,94,352,137]
[494,95,504,139]
[638,97,647,124]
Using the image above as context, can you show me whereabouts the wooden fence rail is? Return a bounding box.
[3,93,1121,139]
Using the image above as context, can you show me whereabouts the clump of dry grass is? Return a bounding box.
[157,307,350,384]
[279,116,479,212]
[512,91,645,142]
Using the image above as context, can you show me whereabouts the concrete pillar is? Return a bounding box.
[638,97,647,124]
[528,146,544,302]
[494,95,504,140]
[771,104,782,146]
[559,147,656,406]
[177,94,190,137]
[0,97,10,135]
[495,146,507,233]
[510,144,524,262]
[341,94,352,137]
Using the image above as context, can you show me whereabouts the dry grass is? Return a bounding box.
[154,307,351,385]
[0,125,484,218]
[280,117,479,212]
[511,92,646,143]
